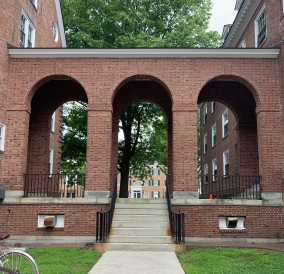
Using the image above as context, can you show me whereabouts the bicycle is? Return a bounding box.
[0,266,17,274]
[0,210,39,274]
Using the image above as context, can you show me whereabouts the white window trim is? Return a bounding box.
[239,40,246,48]
[211,101,216,113]
[152,180,160,186]
[203,103,207,124]
[31,0,38,8]
[212,158,217,181]
[223,150,230,176]
[50,112,55,132]
[212,123,216,147]
[49,148,54,175]
[254,5,266,48]
[204,164,208,184]
[204,133,208,154]
[222,109,229,137]
[21,10,36,48]
[52,21,59,42]
[144,191,148,198]
[0,124,6,151]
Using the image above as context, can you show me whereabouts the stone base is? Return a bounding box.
[173,191,199,199]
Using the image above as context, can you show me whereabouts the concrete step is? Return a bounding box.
[115,202,167,209]
[114,208,168,215]
[116,198,167,204]
[113,214,168,222]
[108,235,173,244]
[110,228,170,236]
[94,243,185,252]
[112,221,169,229]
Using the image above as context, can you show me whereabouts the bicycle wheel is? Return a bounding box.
[0,266,17,274]
[0,250,39,274]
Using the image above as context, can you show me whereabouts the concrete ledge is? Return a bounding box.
[185,237,284,244]
[3,197,110,205]
[5,235,96,245]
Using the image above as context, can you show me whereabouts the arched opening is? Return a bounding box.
[111,76,173,198]
[197,78,260,199]
[25,78,88,197]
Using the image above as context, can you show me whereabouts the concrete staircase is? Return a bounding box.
[95,198,184,251]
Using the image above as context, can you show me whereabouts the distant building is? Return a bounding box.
[117,163,167,198]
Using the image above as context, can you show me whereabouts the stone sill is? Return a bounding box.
[219,229,246,233]
[37,227,64,231]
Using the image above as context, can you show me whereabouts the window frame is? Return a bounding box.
[20,10,35,48]
[254,5,266,48]
[204,164,208,184]
[204,133,208,154]
[223,150,230,176]
[152,169,160,175]
[144,191,149,198]
[212,123,216,147]
[212,158,217,181]
[222,109,229,138]
[50,112,55,132]
[152,180,160,186]
[143,180,150,186]
[0,124,6,151]
[203,103,207,124]
[211,101,216,113]
[48,148,54,175]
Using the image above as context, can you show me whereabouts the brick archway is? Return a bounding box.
[111,76,173,192]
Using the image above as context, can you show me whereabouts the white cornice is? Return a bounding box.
[8,48,279,59]
[223,0,261,48]
[54,0,66,47]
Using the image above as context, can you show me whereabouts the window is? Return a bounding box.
[203,103,207,124]
[254,6,266,47]
[20,11,35,48]
[144,191,148,198]
[239,40,246,48]
[30,0,38,8]
[223,150,230,175]
[152,169,160,175]
[134,180,139,186]
[48,148,54,174]
[211,101,216,113]
[204,164,208,184]
[0,124,6,151]
[52,21,59,42]
[222,109,229,137]
[212,124,216,147]
[117,180,120,186]
[143,180,150,186]
[152,191,160,198]
[152,180,160,186]
[212,158,217,181]
[128,180,132,186]
[50,112,55,132]
[204,133,208,153]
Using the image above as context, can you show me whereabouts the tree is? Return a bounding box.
[61,0,221,48]
[60,0,221,197]
[118,102,167,198]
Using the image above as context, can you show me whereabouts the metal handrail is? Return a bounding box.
[199,174,261,199]
[23,174,85,198]
[165,174,185,244]
[96,174,117,242]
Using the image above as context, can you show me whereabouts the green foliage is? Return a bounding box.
[177,248,284,274]
[61,102,87,174]
[61,0,221,48]
[27,247,101,274]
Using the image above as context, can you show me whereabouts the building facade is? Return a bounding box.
[0,0,284,244]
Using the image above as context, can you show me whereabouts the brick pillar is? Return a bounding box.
[256,110,283,195]
[85,109,112,197]
[237,124,259,175]
[1,110,30,192]
[172,109,198,198]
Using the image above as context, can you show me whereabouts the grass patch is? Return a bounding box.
[177,247,284,274]
[26,246,101,274]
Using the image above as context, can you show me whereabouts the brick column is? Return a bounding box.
[256,110,283,196]
[1,110,30,192]
[85,109,112,197]
[172,109,198,198]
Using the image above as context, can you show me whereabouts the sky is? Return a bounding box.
[209,0,237,35]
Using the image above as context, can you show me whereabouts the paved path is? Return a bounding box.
[88,251,185,274]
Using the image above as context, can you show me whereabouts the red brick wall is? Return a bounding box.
[0,204,108,236]
[173,205,284,239]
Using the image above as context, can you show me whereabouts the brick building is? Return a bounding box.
[117,163,167,199]
[0,0,283,244]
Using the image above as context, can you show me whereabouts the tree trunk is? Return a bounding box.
[119,161,130,198]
